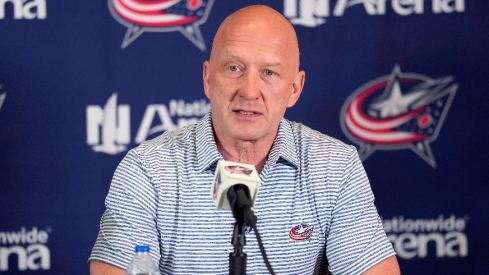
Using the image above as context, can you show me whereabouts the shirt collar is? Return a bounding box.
[195,113,223,173]
[267,118,300,168]
[195,112,300,173]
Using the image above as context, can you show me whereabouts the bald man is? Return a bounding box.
[90,5,400,275]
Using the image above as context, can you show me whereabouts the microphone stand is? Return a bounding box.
[229,221,247,275]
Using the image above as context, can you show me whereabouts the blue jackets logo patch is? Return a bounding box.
[289,224,313,241]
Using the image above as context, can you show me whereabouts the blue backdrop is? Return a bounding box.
[1,0,488,274]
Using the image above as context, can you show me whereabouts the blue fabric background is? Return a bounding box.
[0,0,487,273]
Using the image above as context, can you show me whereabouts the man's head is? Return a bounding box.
[203,5,305,146]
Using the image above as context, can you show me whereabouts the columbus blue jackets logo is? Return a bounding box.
[340,65,457,168]
[225,165,253,176]
[108,0,214,50]
[212,171,221,200]
[289,224,313,241]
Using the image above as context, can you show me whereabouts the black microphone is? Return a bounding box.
[227,184,257,227]
[210,160,275,275]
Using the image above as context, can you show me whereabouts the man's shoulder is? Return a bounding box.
[284,119,356,155]
[133,123,198,157]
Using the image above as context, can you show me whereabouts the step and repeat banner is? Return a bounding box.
[1,0,487,274]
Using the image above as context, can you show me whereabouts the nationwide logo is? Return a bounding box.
[339,65,457,167]
[0,227,51,271]
[86,93,210,154]
[382,215,468,259]
[284,0,465,27]
[289,224,314,241]
[0,0,46,20]
[108,0,214,50]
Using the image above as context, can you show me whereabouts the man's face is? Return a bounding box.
[203,20,304,144]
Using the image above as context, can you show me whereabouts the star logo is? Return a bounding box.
[370,80,426,118]
[108,0,214,50]
[340,65,457,168]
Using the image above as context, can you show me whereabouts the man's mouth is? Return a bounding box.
[235,110,257,115]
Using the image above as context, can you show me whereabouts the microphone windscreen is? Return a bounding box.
[210,160,260,211]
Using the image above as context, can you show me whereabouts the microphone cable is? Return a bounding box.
[252,224,276,275]
[227,184,276,274]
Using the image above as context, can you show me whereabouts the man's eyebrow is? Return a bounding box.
[262,62,283,68]
[220,52,243,63]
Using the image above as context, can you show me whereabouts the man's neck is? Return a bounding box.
[215,136,275,174]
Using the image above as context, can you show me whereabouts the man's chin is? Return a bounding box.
[232,134,261,142]
[230,131,272,143]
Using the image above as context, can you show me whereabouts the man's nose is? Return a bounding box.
[238,72,261,100]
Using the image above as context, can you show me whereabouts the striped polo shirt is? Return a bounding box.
[89,113,395,274]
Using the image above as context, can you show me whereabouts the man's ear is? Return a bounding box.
[287,70,305,107]
[203,61,211,100]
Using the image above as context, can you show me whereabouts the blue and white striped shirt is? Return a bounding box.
[89,113,395,274]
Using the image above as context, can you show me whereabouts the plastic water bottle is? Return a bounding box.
[125,245,160,275]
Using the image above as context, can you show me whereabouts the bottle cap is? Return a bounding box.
[135,245,150,252]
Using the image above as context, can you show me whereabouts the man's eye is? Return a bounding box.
[265,70,274,76]
[229,66,238,72]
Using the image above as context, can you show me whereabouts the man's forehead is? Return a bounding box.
[218,46,287,67]
[210,12,299,69]
[215,18,295,51]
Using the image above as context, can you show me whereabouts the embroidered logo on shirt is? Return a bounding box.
[224,165,253,176]
[289,224,314,241]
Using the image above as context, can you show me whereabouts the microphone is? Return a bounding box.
[210,160,260,226]
[210,160,276,275]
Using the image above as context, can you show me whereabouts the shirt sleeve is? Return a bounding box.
[88,149,160,270]
[326,149,395,274]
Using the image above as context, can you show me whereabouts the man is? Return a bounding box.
[90,5,400,275]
